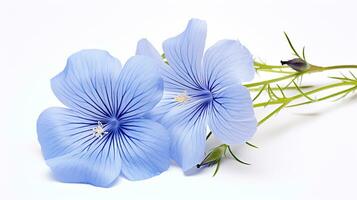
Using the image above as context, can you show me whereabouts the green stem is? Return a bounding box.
[247,63,357,88]
[256,68,294,74]
[258,102,287,126]
[254,82,357,126]
[253,82,354,108]
[288,85,357,107]
[324,65,357,70]
[250,85,314,91]
[244,73,298,88]
[254,61,286,69]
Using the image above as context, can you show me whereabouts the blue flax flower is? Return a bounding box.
[136,19,257,171]
[37,50,170,187]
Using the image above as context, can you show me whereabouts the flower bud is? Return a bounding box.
[196,144,227,168]
[281,58,310,72]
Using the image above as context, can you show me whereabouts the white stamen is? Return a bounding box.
[174,91,189,103]
[92,121,108,138]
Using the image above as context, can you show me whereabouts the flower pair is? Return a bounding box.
[37,19,257,187]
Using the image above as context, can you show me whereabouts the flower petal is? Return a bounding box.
[208,83,257,144]
[37,107,122,187]
[162,19,207,90]
[135,39,192,120]
[37,107,99,159]
[203,40,254,87]
[145,91,178,121]
[136,39,162,61]
[114,56,163,121]
[118,119,170,180]
[46,140,121,187]
[162,101,207,171]
[51,50,122,118]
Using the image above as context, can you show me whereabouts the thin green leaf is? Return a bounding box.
[284,32,301,58]
[276,84,286,98]
[288,86,357,107]
[284,73,300,89]
[258,102,287,126]
[298,73,304,85]
[268,84,280,100]
[253,84,267,102]
[267,84,274,100]
[263,99,272,108]
[293,81,315,101]
[329,76,356,83]
[332,90,351,102]
[349,71,357,80]
[342,73,349,79]
[212,159,221,177]
[286,100,314,108]
[227,146,250,165]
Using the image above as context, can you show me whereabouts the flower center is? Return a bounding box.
[200,89,213,102]
[107,117,121,130]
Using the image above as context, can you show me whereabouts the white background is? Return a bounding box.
[1,0,357,199]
